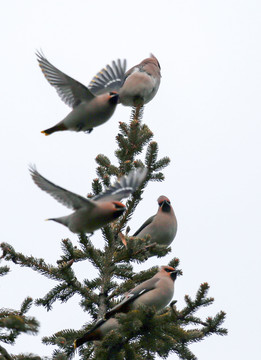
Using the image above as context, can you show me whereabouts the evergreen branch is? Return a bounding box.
[0,242,67,282]
[78,234,104,269]
[178,283,214,319]
[19,297,33,316]
[0,294,39,351]
[35,277,96,311]
[0,266,9,277]
[11,354,43,360]
[113,237,170,264]
[201,311,227,337]
[0,314,39,335]
[0,345,12,360]
[51,349,70,360]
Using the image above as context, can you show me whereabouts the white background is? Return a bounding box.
[1,1,261,359]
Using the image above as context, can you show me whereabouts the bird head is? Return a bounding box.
[112,201,126,219]
[157,195,171,213]
[149,53,161,69]
[160,266,178,281]
[109,91,119,105]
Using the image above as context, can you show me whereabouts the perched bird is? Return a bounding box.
[132,196,177,246]
[117,54,161,107]
[74,265,178,347]
[30,166,147,234]
[36,51,127,135]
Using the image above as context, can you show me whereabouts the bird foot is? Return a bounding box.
[85,128,93,134]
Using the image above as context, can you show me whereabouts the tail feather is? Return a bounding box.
[48,217,69,227]
[41,123,67,135]
[74,328,102,348]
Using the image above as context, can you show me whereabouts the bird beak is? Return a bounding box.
[170,270,178,281]
[109,92,119,105]
[112,201,126,219]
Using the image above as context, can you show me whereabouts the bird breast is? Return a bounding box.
[63,95,117,130]
[132,279,174,311]
[119,71,159,106]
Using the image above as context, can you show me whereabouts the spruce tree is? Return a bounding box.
[0,107,227,359]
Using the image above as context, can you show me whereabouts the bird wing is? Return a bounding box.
[88,59,127,95]
[132,215,156,236]
[29,166,95,211]
[93,168,147,203]
[105,276,159,319]
[36,50,95,108]
[120,64,138,86]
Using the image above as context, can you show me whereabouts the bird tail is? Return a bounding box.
[48,216,68,227]
[74,319,106,348]
[74,328,102,348]
[41,123,67,135]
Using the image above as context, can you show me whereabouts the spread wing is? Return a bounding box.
[29,166,95,211]
[133,215,155,236]
[36,50,95,108]
[88,59,127,95]
[105,276,159,319]
[93,168,147,203]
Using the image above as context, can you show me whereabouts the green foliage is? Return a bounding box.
[0,108,227,359]
[0,268,40,359]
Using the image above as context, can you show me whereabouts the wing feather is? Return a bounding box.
[88,59,127,95]
[93,168,147,202]
[105,277,159,319]
[36,50,94,108]
[29,166,95,211]
[133,215,155,236]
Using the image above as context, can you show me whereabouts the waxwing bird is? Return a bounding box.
[74,265,178,347]
[29,166,147,234]
[118,54,161,107]
[36,51,127,135]
[132,196,177,246]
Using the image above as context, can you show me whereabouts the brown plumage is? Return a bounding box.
[133,195,177,246]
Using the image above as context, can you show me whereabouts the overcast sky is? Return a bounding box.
[1,1,261,359]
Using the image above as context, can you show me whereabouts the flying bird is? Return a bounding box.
[74,265,178,347]
[132,196,177,246]
[117,54,161,107]
[30,166,147,234]
[36,51,127,135]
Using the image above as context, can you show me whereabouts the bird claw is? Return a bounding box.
[85,128,93,134]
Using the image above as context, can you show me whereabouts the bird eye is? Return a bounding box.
[109,91,118,96]
[164,268,173,273]
[158,200,170,206]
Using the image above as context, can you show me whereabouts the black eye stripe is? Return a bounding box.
[159,200,171,206]
[114,203,124,209]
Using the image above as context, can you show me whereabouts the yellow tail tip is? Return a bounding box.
[74,340,77,349]
[41,130,49,136]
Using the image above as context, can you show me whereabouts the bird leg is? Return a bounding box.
[85,128,93,134]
